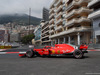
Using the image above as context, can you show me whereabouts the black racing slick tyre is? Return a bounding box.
[26,49,35,58]
[73,50,83,59]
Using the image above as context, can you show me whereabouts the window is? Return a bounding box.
[99,23,100,27]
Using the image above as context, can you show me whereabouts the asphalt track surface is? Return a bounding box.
[0,47,100,75]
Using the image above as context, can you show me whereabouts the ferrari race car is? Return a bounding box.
[19,44,88,59]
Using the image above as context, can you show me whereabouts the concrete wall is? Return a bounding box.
[93,17,100,43]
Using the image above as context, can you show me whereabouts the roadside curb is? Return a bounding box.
[87,49,100,51]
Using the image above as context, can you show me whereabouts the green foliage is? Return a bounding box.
[21,34,35,44]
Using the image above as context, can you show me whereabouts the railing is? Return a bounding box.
[49,19,54,24]
[88,9,100,18]
[55,26,62,31]
[49,8,54,14]
[41,35,49,39]
[65,9,78,19]
[66,1,78,11]
[56,19,63,25]
[42,30,49,35]
[50,26,91,38]
[88,0,99,7]
[56,12,63,18]
[49,30,54,33]
[49,24,54,28]
[65,17,90,27]
[56,5,63,13]
[55,0,63,7]
[42,25,49,32]
[49,13,54,19]
[78,0,91,4]
[66,7,92,19]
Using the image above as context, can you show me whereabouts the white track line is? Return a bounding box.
[0,52,26,54]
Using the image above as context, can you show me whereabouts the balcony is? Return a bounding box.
[65,9,78,19]
[49,24,54,28]
[55,0,63,7]
[65,18,78,27]
[50,0,57,9]
[49,13,54,19]
[88,0,99,8]
[49,8,54,14]
[78,7,92,14]
[42,25,49,32]
[42,35,49,39]
[42,40,51,43]
[78,0,90,5]
[78,17,90,23]
[88,9,100,19]
[76,26,91,32]
[49,19,54,24]
[49,30,54,34]
[56,12,63,19]
[50,26,91,38]
[56,19,63,25]
[66,1,79,11]
[65,17,90,27]
[56,5,63,13]
[66,0,90,12]
[42,30,49,35]
[55,26,62,31]
[66,7,92,19]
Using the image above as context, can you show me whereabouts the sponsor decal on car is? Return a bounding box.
[57,50,60,53]
[62,49,70,53]
[52,50,55,54]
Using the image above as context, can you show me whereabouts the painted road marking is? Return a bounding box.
[0,52,26,54]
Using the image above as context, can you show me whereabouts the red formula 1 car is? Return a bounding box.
[19,44,88,59]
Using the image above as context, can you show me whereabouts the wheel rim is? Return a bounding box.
[26,51,32,57]
[74,51,82,58]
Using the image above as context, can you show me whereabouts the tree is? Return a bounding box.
[21,34,35,44]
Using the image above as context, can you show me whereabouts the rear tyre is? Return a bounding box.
[26,49,35,58]
[73,50,83,59]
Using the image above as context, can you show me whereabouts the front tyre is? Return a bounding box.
[73,50,83,59]
[26,49,35,58]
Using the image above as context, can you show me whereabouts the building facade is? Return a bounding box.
[10,33,21,42]
[0,27,9,43]
[88,0,100,44]
[43,7,49,21]
[49,0,92,46]
[41,21,51,46]
[34,25,41,46]
[41,8,51,46]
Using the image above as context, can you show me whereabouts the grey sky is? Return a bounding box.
[0,0,53,18]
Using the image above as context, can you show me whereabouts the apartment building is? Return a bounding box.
[41,21,51,46]
[10,33,21,42]
[88,0,100,44]
[41,7,51,46]
[0,26,9,43]
[49,0,92,45]
[34,25,41,46]
[43,7,49,21]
